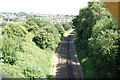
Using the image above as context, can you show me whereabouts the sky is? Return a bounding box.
[0,0,91,15]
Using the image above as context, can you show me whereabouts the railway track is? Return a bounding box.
[55,31,84,79]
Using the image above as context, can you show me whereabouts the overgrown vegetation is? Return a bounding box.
[0,17,73,78]
[73,2,120,78]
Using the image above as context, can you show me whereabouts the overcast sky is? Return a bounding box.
[0,0,91,15]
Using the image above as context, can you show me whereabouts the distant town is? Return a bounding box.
[0,12,74,24]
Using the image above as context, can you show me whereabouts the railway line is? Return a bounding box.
[55,31,84,79]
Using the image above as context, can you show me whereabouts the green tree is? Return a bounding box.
[73,2,110,49]
[43,25,61,44]
[88,17,119,77]
[73,2,120,78]
[55,23,65,36]
[32,29,57,50]
[63,22,72,31]
[2,23,27,38]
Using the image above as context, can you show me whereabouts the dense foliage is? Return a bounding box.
[55,23,65,36]
[63,22,73,31]
[0,16,73,78]
[73,2,120,78]
[2,23,27,64]
[2,38,18,64]
[2,23,27,38]
[33,29,57,50]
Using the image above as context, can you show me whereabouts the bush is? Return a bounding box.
[43,25,61,44]
[55,23,65,36]
[26,18,51,28]
[0,22,6,28]
[1,23,28,64]
[32,29,57,50]
[23,66,43,78]
[2,38,18,64]
[2,23,27,38]
[63,22,72,31]
[26,18,38,26]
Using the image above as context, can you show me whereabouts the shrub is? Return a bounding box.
[23,66,43,78]
[32,29,57,50]
[1,23,28,64]
[55,23,65,36]
[26,18,50,28]
[2,23,27,39]
[63,22,72,31]
[2,38,18,64]
[43,25,61,44]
